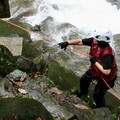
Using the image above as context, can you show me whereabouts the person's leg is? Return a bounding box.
[93,84,106,108]
[93,77,116,108]
[75,69,93,97]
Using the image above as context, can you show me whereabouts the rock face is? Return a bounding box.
[0,44,17,77]
[0,13,120,119]
[0,98,55,120]
[106,0,120,8]
[0,0,10,18]
[113,34,120,96]
[32,16,85,42]
[0,37,119,120]
[0,69,115,120]
[0,0,120,118]
[0,37,23,56]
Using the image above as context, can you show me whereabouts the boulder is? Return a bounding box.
[16,56,33,72]
[0,98,54,120]
[0,44,17,76]
[48,60,80,90]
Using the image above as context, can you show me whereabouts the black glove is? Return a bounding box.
[58,41,69,50]
[90,56,96,64]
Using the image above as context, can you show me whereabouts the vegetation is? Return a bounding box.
[0,19,31,41]
[0,18,119,119]
[0,98,54,120]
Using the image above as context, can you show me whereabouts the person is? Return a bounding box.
[58,30,117,108]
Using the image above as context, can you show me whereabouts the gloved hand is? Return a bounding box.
[58,41,69,50]
[90,56,96,64]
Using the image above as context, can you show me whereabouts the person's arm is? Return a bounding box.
[94,62,111,75]
[68,39,83,45]
[90,55,113,75]
[58,37,93,49]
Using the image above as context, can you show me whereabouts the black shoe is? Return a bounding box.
[74,90,83,98]
[90,103,97,109]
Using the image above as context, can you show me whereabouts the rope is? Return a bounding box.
[0,18,55,43]
[94,66,120,100]
[0,18,120,100]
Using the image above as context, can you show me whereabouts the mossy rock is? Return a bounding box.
[16,56,33,72]
[0,20,31,42]
[32,40,44,49]
[30,55,47,73]
[0,45,18,76]
[105,92,120,118]
[10,0,33,12]
[0,98,54,120]
[0,44,13,59]
[48,61,80,90]
[22,40,41,59]
[88,84,120,118]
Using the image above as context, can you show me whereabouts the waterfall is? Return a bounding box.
[20,0,120,35]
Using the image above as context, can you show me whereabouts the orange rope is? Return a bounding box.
[68,47,90,57]
[0,18,56,43]
[94,66,120,100]
[0,18,120,100]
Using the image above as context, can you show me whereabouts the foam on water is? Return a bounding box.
[24,0,120,35]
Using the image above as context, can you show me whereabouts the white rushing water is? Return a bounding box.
[24,0,120,35]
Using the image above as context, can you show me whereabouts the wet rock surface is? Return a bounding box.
[0,35,120,119]
[0,1,120,118]
[106,0,120,9]
[0,68,116,120]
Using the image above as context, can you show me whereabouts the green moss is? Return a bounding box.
[45,78,56,87]
[10,0,33,10]
[0,98,54,120]
[0,19,31,41]
[0,45,18,76]
[87,84,120,117]
[105,92,120,118]
[32,55,47,73]
[48,61,79,90]
[22,40,41,59]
